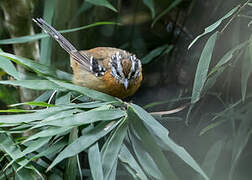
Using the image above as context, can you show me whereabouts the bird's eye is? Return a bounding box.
[129,71,136,79]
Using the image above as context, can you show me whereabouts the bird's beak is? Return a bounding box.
[123,79,129,89]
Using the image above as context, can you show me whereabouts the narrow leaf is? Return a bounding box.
[188,6,239,49]
[23,127,72,143]
[47,77,119,102]
[241,39,252,101]
[0,80,63,91]
[130,103,209,180]
[40,0,56,65]
[128,107,178,179]
[0,51,72,81]
[119,144,148,180]
[35,109,125,127]
[88,143,104,180]
[10,101,56,107]
[195,140,224,180]
[141,44,173,64]
[64,128,79,180]
[191,32,218,104]
[0,22,118,44]
[47,120,121,171]
[101,119,128,180]
[151,0,182,27]
[86,0,117,12]
[143,0,155,18]
[0,56,20,79]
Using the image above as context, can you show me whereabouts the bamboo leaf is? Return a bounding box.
[47,77,119,102]
[151,0,182,27]
[128,107,178,179]
[101,119,128,180]
[188,6,239,49]
[0,22,118,45]
[23,127,72,143]
[10,101,56,107]
[33,109,126,127]
[241,38,252,101]
[0,51,72,81]
[0,55,20,79]
[130,103,209,180]
[88,143,104,180]
[119,144,148,180]
[141,44,173,64]
[47,120,121,171]
[40,0,56,65]
[229,112,252,179]
[64,128,79,180]
[191,32,218,104]
[143,0,155,18]
[195,140,224,180]
[86,0,117,12]
[0,80,63,91]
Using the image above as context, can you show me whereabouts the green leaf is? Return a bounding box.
[151,0,182,27]
[101,118,128,180]
[0,80,63,91]
[64,128,78,180]
[0,55,20,79]
[17,140,66,173]
[88,143,104,180]
[22,137,51,157]
[200,100,241,135]
[241,39,252,101]
[40,0,56,65]
[10,101,56,108]
[207,41,248,78]
[33,109,125,127]
[128,106,178,180]
[72,2,93,21]
[55,92,72,105]
[119,144,148,180]
[0,22,118,44]
[0,133,37,174]
[0,103,113,126]
[229,111,252,179]
[141,44,173,64]
[195,140,224,180]
[203,42,247,95]
[13,163,38,180]
[86,0,117,12]
[47,77,119,102]
[130,103,209,180]
[0,52,72,81]
[106,159,117,180]
[143,0,155,18]
[33,90,54,104]
[23,127,72,143]
[191,32,218,104]
[188,6,239,49]
[6,137,51,171]
[47,120,121,171]
[0,109,34,113]
[0,107,64,124]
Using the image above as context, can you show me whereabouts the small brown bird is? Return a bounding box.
[33,18,142,99]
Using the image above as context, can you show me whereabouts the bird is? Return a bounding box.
[33,18,142,99]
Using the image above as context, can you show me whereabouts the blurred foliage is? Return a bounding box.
[1,0,252,180]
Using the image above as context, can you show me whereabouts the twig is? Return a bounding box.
[150,103,189,116]
[220,0,250,34]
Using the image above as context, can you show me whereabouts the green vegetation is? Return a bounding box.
[0,0,252,179]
